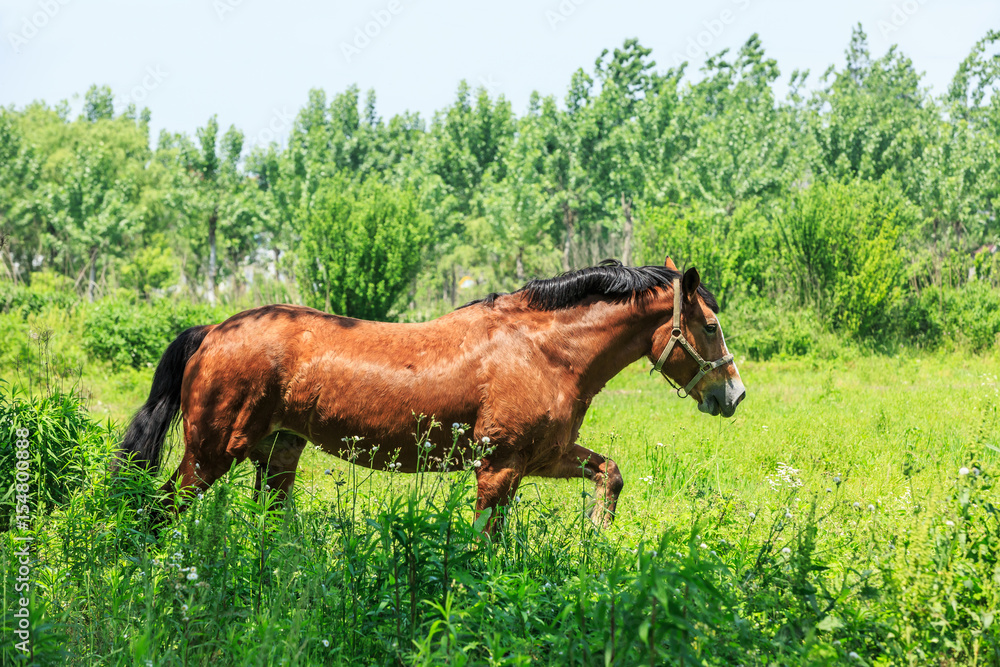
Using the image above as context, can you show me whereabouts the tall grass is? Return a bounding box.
[2,354,1000,665]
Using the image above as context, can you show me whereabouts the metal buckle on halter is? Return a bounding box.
[651,278,734,398]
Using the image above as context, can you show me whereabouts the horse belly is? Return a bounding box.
[277,357,481,468]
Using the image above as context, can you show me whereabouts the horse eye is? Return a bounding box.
[705,324,718,335]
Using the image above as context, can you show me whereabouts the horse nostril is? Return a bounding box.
[734,390,746,408]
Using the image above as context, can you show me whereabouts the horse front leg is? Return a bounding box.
[473,456,525,537]
[535,443,624,529]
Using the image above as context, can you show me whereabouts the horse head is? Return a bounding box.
[651,258,745,418]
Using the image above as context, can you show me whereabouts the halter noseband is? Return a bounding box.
[651,278,735,398]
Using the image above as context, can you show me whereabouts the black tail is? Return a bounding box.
[116,325,211,474]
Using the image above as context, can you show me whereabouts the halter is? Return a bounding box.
[651,278,735,398]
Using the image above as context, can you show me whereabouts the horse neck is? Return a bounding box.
[538,297,670,399]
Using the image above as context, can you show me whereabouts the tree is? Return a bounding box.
[187,116,254,302]
[297,175,430,320]
[0,109,39,285]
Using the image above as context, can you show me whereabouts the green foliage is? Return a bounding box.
[82,298,223,369]
[910,282,1000,352]
[943,281,1000,350]
[3,355,1000,665]
[2,29,1000,344]
[0,382,113,531]
[720,297,827,361]
[0,272,75,318]
[638,198,775,305]
[119,235,179,298]
[297,175,430,319]
[775,178,913,338]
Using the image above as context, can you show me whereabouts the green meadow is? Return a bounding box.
[3,345,998,666]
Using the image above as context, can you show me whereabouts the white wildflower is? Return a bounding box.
[765,462,803,491]
[959,467,970,476]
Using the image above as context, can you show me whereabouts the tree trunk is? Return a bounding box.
[3,239,16,286]
[207,209,218,304]
[621,193,634,266]
[515,247,525,283]
[87,246,98,302]
[450,264,457,307]
[562,203,575,272]
[273,247,282,282]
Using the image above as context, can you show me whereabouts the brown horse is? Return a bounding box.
[118,259,745,531]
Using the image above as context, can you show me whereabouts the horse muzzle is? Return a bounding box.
[698,378,746,418]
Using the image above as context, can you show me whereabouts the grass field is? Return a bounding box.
[3,349,1000,665]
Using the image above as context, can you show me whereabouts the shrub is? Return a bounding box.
[0,382,114,531]
[0,272,76,318]
[82,297,226,369]
[893,282,1000,351]
[722,297,822,361]
[119,236,179,298]
[942,280,1000,351]
[297,175,431,320]
[637,198,777,307]
[82,299,168,370]
[774,177,915,339]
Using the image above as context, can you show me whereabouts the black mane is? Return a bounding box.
[461,260,719,312]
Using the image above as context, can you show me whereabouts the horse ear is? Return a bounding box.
[664,256,678,271]
[682,267,700,299]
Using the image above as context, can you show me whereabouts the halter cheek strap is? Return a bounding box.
[651,278,735,398]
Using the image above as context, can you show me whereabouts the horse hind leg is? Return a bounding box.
[249,431,306,505]
[159,413,272,518]
[157,445,234,522]
[535,444,624,529]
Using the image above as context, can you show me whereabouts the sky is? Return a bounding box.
[1,0,998,148]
